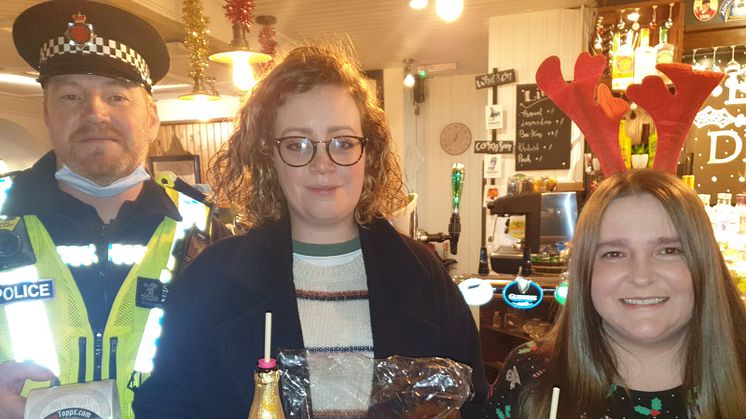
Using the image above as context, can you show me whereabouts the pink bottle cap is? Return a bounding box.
[257,357,276,369]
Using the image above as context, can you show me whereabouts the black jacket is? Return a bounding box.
[1,151,228,333]
[133,217,487,418]
[1,151,182,333]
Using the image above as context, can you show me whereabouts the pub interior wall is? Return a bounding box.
[410,8,588,276]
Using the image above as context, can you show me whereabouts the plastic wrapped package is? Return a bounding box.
[278,350,474,418]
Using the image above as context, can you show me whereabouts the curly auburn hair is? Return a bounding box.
[210,43,406,227]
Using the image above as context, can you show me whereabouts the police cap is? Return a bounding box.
[13,0,170,91]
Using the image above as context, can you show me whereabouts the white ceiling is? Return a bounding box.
[0,0,590,100]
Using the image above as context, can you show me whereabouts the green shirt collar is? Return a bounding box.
[292,236,361,256]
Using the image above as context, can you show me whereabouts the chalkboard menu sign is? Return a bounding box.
[515,83,571,170]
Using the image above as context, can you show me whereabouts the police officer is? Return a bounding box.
[0,2,224,418]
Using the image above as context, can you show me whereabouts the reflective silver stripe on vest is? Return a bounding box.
[0,176,12,212]
[56,245,99,267]
[133,192,209,373]
[0,265,60,375]
[55,243,150,267]
[108,244,148,266]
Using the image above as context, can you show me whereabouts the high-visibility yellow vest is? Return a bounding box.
[0,182,210,419]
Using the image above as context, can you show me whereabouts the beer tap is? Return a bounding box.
[448,163,464,255]
[415,163,465,257]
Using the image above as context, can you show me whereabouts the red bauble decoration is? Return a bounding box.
[258,25,277,57]
[224,0,254,28]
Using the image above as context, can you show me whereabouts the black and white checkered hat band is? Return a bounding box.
[39,36,152,85]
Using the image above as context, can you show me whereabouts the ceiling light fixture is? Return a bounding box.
[435,0,463,22]
[178,76,221,101]
[403,58,415,88]
[409,0,428,10]
[0,73,41,87]
[209,0,272,93]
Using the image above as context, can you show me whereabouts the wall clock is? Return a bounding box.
[440,122,472,155]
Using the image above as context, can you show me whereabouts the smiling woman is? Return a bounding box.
[133,43,488,419]
[483,169,746,419]
[591,193,694,368]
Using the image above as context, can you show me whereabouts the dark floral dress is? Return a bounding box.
[482,342,691,419]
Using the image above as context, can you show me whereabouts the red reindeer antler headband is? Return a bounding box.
[535,52,724,176]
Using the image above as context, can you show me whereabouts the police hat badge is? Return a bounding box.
[13,0,169,91]
[65,12,95,48]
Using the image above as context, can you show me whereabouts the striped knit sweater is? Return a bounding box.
[292,238,373,418]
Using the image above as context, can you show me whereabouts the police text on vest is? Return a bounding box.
[0,280,55,304]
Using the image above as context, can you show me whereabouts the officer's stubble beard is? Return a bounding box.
[43,88,159,187]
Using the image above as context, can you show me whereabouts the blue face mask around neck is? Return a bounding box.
[54,165,150,198]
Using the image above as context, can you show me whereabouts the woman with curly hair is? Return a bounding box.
[133,44,486,418]
[483,169,746,418]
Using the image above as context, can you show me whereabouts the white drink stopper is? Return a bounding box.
[549,386,560,419]
[264,312,272,363]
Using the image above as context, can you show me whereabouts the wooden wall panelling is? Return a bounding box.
[153,118,235,184]
[684,26,746,51]
[488,8,585,184]
[417,74,487,275]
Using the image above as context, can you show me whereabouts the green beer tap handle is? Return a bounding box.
[451,163,465,213]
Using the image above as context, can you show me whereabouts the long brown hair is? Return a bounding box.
[210,43,406,226]
[519,169,746,418]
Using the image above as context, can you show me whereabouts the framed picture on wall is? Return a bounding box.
[148,155,202,185]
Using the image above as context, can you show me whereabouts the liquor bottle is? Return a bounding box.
[736,194,746,234]
[655,27,675,83]
[612,31,635,91]
[633,28,657,83]
[733,194,746,255]
[712,193,737,250]
[647,126,657,168]
[618,119,632,169]
[247,357,286,419]
[649,4,659,50]
[699,193,714,233]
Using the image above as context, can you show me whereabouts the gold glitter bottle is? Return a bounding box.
[247,357,285,419]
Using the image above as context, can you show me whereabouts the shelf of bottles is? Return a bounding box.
[700,193,746,298]
[583,107,662,194]
[593,0,685,92]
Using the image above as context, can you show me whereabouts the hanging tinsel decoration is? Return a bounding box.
[224,0,255,30]
[182,0,211,80]
[258,17,277,57]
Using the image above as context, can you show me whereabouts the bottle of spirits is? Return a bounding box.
[647,126,657,168]
[247,357,286,419]
[736,194,746,234]
[618,119,632,169]
[612,31,635,91]
[655,27,675,83]
[634,28,657,84]
[712,193,737,251]
[732,194,746,255]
